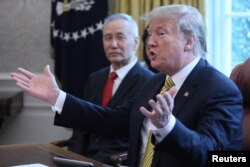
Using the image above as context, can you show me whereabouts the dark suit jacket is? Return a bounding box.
[55,58,243,167]
[58,62,154,165]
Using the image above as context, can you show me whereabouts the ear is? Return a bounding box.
[134,37,140,50]
[184,36,195,51]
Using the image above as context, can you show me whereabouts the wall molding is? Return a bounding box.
[0,72,49,108]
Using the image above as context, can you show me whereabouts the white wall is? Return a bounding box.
[0,0,71,145]
[0,75,72,145]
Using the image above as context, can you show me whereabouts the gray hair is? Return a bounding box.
[103,13,139,37]
[143,4,207,57]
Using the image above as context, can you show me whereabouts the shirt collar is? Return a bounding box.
[110,57,137,80]
[170,56,201,90]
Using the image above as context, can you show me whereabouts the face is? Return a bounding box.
[147,17,194,75]
[103,19,139,69]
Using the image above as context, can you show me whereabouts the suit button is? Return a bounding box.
[96,138,100,143]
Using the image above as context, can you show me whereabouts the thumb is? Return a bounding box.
[44,65,53,77]
[169,86,178,97]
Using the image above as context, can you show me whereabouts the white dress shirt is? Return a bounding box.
[110,57,137,96]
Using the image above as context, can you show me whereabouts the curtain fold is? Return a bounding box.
[114,0,204,60]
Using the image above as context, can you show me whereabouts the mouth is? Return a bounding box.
[109,52,121,56]
[149,51,156,60]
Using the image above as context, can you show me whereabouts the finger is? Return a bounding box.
[10,72,20,80]
[16,82,30,92]
[12,76,30,87]
[161,92,172,106]
[11,76,31,92]
[44,65,53,77]
[168,86,178,97]
[148,98,162,115]
[162,92,174,111]
[140,106,154,118]
[11,72,30,84]
[17,68,36,79]
[156,94,171,114]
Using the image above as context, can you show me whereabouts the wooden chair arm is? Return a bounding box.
[110,151,128,166]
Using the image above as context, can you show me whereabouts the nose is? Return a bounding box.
[110,39,118,48]
[147,35,156,49]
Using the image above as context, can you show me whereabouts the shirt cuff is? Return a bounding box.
[151,114,176,143]
[51,90,66,114]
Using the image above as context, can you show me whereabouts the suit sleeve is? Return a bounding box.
[54,93,135,137]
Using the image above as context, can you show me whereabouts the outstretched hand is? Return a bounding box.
[140,87,177,128]
[10,65,60,105]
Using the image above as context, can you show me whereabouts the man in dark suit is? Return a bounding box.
[11,4,243,167]
[67,13,154,165]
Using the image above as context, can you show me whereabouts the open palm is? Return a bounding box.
[10,65,60,105]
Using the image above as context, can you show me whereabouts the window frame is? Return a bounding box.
[205,0,250,76]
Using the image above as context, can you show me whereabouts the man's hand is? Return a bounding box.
[10,65,60,105]
[140,87,177,128]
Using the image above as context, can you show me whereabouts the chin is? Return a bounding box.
[150,62,158,69]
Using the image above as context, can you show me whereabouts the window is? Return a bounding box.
[205,0,250,76]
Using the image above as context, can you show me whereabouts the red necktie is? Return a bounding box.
[102,72,118,106]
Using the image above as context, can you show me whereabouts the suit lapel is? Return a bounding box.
[173,59,206,116]
[109,74,136,106]
[109,62,143,106]
[135,73,166,128]
[144,73,166,109]
[95,69,110,105]
[129,73,165,159]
